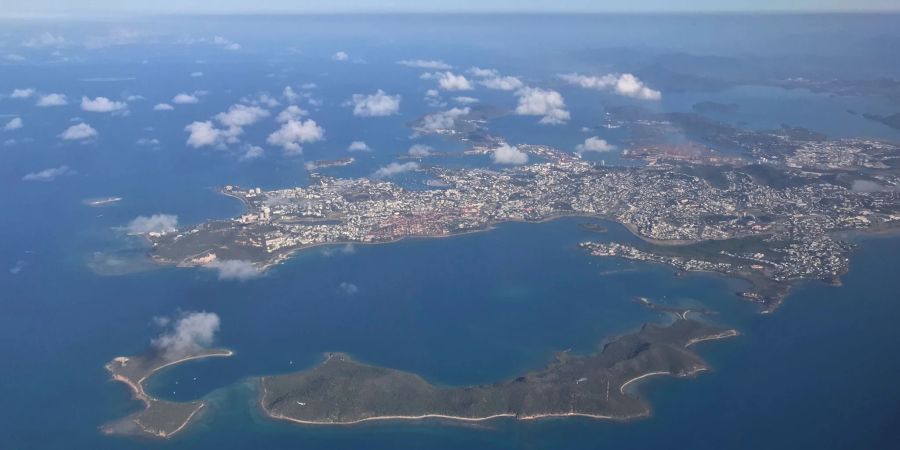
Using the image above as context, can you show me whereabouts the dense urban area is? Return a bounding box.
[145,108,900,311]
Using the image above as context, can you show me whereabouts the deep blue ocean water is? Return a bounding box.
[1,13,899,449]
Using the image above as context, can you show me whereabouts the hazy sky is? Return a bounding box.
[2,0,898,17]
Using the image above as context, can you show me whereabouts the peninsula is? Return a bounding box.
[102,348,233,439]
[143,126,899,311]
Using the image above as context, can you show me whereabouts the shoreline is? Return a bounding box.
[147,197,879,316]
[618,365,710,395]
[259,378,645,425]
[161,403,207,438]
[137,350,235,385]
[104,349,234,439]
[618,371,674,394]
[158,212,699,273]
[148,204,846,316]
[686,330,740,347]
[265,410,643,426]
[258,322,736,428]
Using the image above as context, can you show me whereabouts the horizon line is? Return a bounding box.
[3,9,900,20]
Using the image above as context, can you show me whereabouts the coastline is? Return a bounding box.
[257,320,738,428]
[685,330,740,347]
[159,211,702,274]
[259,379,643,425]
[147,202,827,316]
[103,349,234,439]
[258,365,719,426]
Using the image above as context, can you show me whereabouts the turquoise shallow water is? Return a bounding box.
[2,13,900,449]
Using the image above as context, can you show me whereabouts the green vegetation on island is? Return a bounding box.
[102,348,233,439]
[259,318,737,425]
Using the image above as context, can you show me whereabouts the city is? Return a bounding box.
[147,131,899,311]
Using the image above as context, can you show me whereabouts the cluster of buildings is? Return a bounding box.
[785,139,895,171]
[151,136,898,306]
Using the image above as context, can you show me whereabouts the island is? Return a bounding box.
[305,157,355,171]
[100,300,738,437]
[101,348,233,439]
[259,318,737,425]
[83,196,123,207]
[862,112,900,131]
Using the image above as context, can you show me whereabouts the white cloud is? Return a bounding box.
[407,144,433,157]
[172,92,199,104]
[347,141,371,152]
[36,93,68,107]
[60,123,97,140]
[492,143,528,165]
[243,92,280,108]
[612,74,662,100]
[514,87,570,125]
[206,259,261,281]
[467,67,523,91]
[419,107,469,131]
[424,89,445,108]
[6,54,25,62]
[81,96,127,113]
[184,121,225,148]
[191,71,204,77]
[22,165,73,182]
[433,72,473,91]
[267,119,324,155]
[332,51,349,61]
[240,145,264,161]
[338,282,359,295]
[184,104,269,149]
[453,96,479,105]
[9,260,26,275]
[215,104,269,128]
[349,90,401,117]
[373,161,419,178]
[126,214,178,234]
[576,136,616,154]
[3,117,23,131]
[539,109,571,125]
[151,311,221,361]
[398,59,452,70]
[22,32,66,48]
[153,103,174,111]
[276,105,308,123]
[560,73,661,100]
[282,86,300,103]
[10,88,35,99]
[482,76,524,91]
[211,36,241,51]
[136,137,160,147]
[467,67,498,77]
